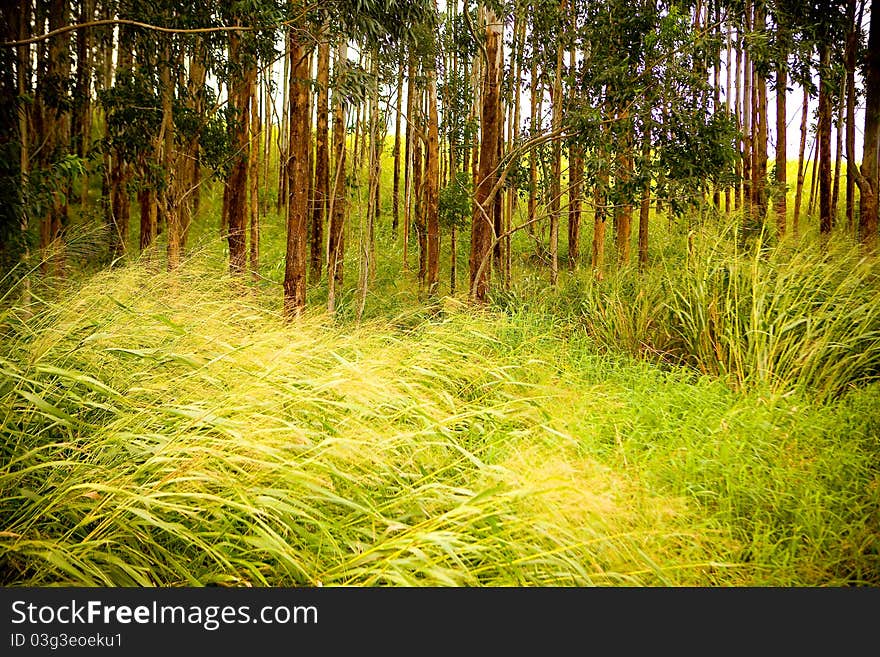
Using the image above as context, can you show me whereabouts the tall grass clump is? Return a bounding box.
[662,225,880,399]
[573,221,880,400]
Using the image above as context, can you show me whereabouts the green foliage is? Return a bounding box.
[438,171,472,229]
[98,68,163,164]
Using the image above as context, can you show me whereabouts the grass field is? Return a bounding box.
[1,153,878,586]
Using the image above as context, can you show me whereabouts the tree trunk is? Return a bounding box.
[73,0,94,208]
[750,3,768,226]
[638,128,650,269]
[224,33,256,274]
[327,40,347,313]
[38,0,71,274]
[567,45,581,271]
[528,54,538,237]
[775,62,787,236]
[112,43,133,258]
[159,41,180,271]
[793,83,809,237]
[845,0,858,231]
[392,61,404,233]
[404,59,416,270]
[425,60,441,296]
[413,93,426,291]
[818,44,833,235]
[283,36,312,318]
[183,41,207,249]
[858,0,879,248]
[249,71,260,279]
[592,117,609,280]
[831,76,844,224]
[277,46,289,211]
[311,39,330,282]
[742,11,752,220]
[615,114,633,265]
[469,8,503,302]
[549,12,563,285]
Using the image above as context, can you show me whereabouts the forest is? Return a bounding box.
[0,0,878,587]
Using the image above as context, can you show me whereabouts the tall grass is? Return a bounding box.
[567,221,880,401]
[1,257,878,586]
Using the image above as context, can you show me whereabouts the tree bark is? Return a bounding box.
[38,0,71,274]
[283,36,311,318]
[858,0,879,248]
[775,62,787,236]
[392,61,404,233]
[327,40,347,313]
[469,8,503,302]
[224,32,256,274]
[638,128,650,269]
[844,0,858,231]
[793,82,809,237]
[549,9,564,285]
[818,44,833,235]
[425,59,441,296]
[249,71,260,279]
[311,39,330,282]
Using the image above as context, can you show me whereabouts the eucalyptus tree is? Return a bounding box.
[567,1,736,274]
[469,3,504,302]
[282,0,434,318]
[856,0,878,248]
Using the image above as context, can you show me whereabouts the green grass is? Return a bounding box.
[1,155,878,587]
[1,255,878,586]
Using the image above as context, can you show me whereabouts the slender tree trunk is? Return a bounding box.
[568,44,581,270]
[809,132,820,217]
[413,98,426,290]
[249,72,260,279]
[734,26,742,212]
[793,82,809,237]
[832,76,845,224]
[638,128,650,269]
[725,23,733,213]
[74,0,94,208]
[858,0,879,248]
[549,10,564,286]
[469,8,503,302]
[818,44,833,235]
[283,35,312,317]
[507,16,524,284]
[615,114,633,265]
[358,49,380,319]
[111,43,133,259]
[159,40,180,271]
[845,0,858,231]
[16,0,31,301]
[38,0,71,274]
[403,59,415,270]
[775,62,787,236]
[277,46,289,210]
[224,33,256,274]
[528,54,538,236]
[327,40,347,312]
[311,39,330,282]
[751,3,768,226]
[742,10,752,220]
[183,41,206,250]
[592,117,609,280]
[425,57,441,296]
[392,61,404,233]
